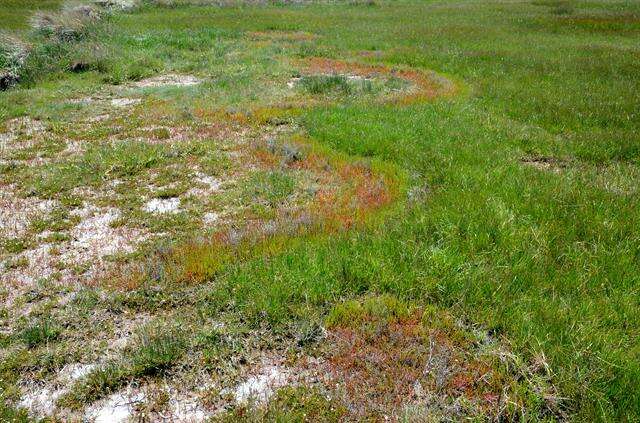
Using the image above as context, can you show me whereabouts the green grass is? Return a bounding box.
[25,141,170,197]
[60,362,130,408]
[325,293,414,329]
[0,0,61,31]
[1,238,32,254]
[20,320,61,348]
[298,73,404,97]
[245,170,298,208]
[215,386,349,422]
[1,0,639,421]
[129,324,186,376]
[300,74,356,95]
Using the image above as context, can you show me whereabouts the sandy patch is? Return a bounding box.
[143,198,181,214]
[0,117,47,153]
[225,363,290,405]
[203,212,220,225]
[88,113,111,123]
[110,98,141,108]
[0,188,57,239]
[63,140,86,155]
[18,386,62,418]
[133,74,202,88]
[68,206,137,256]
[1,244,58,285]
[85,387,146,423]
[2,116,46,138]
[287,77,302,89]
[1,203,148,287]
[195,172,222,191]
[165,387,210,422]
[18,363,97,418]
[185,172,223,198]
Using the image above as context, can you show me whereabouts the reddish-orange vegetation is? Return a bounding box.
[253,148,280,167]
[252,134,396,232]
[97,124,397,290]
[297,57,456,103]
[97,57,428,291]
[357,50,384,58]
[324,315,428,416]
[317,311,517,419]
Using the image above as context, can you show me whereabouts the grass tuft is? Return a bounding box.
[30,4,102,43]
[59,363,129,409]
[129,324,187,376]
[0,34,29,90]
[215,386,348,422]
[300,74,353,95]
[245,170,297,208]
[325,294,413,329]
[20,320,61,348]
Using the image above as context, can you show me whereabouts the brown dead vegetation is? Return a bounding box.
[521,155,567,173]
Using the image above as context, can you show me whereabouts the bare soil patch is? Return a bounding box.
[521,155,567,173]
[133,74,202,88]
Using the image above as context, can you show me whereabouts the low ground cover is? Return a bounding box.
[1,0,639,421]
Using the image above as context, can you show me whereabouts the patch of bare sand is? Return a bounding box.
[84,386,146,423]
[0,117,47,152]
[1,204,149,289]
[521,155,566,173]
[110,97,141,108]
[0,186,58,239]
[133,74,202,88]
[19,363,97,419]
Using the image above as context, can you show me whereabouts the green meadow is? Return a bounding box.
[1,0,639,421]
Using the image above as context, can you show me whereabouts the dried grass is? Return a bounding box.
[30,3,102,42]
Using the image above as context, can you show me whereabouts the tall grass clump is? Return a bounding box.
[0,34,29,90]
[30,4,102,42]
[20,320,61,348]
[300,74,353,95]
[93,0,141,10]
[1,2,107,89]
[129,324,186,376]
